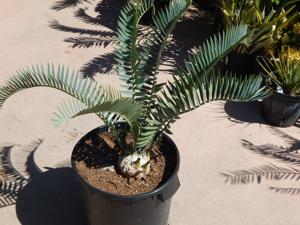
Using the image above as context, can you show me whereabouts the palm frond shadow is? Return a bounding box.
[269,186,300,196]
[159,6,216,74]
[49,0,225,83]
[51,0,91,11]
[49,2,117,79]
[269,127,300,151]
[0,146,26,208]
[50,1,217,78]
[74,8,103,26]
[78,25,151,77]
[94,0,125,30]
[221,128,300,195]
[221,164,300,185]
[49,20,114,37]
[80,52,116,78]
[242,128,300,166]
[65,36,115,48]
[0,140,43,208]
[78,26,179,78]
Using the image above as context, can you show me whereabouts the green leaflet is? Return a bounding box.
[135,0,192,106]
[0,64,123,126]
[74,98,144,128]
[115,0,154,98]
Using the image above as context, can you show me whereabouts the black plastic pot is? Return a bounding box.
[71,125,180,225]
[261,92,300,127]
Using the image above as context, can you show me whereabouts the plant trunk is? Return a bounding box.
[118,150,151,178]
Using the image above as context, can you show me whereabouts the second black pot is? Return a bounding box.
[261,92,300,127]
[71,125,180,225]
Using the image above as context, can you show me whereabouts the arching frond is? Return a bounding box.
[52,99,86,126]
[115,0,154,97]
[137,71,270,147]
[135,24,269,148]
[161,71,270,113]
[135,24,254,147]
[136,0,192,107]
[180,24,250,78]
[74,98,144,128]
[52,85,124,127]
[0,64,122,125]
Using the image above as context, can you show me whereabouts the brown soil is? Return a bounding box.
[73,130,171,196]
[0,169,5,177]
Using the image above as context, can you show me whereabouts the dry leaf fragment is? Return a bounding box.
[99,132,116,149]
[125,133,134,145]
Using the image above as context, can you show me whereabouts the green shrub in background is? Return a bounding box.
[218,0,299,55]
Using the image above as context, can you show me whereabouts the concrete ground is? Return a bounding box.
[0,0,299,225]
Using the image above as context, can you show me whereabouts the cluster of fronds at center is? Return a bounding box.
[0,0,270,154]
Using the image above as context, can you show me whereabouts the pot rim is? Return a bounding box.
[71,125,180,201]
[272,91,300,102]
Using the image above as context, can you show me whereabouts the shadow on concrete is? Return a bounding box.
[242,127,300,165]
[224,101,299,127]
[162,7,215,73]
[49,0,217,78]
[0,140,42,208]
[80,52,116,78]
[0,146,27,208]
[0,140,86,224]
[223,101,267,125]
[51,0,91,11]
[220,127,300,195]
[74,7,102,26]
[94,0,124,31]
[49,0,121,78]
[49,19,113,36]
[16,167,85,225]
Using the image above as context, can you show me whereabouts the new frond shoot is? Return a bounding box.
[0,0,271,178]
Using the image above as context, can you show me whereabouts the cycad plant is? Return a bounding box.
[0,0,270,178]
